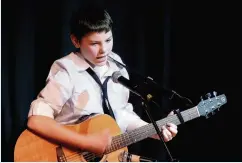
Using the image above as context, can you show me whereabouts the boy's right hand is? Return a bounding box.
[85,129,112,156]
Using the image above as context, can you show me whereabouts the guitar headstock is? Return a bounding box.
[197,91,227,118]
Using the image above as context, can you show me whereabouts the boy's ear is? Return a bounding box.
[70,34,80,48]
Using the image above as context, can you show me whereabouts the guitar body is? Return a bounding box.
[14,114,128,162]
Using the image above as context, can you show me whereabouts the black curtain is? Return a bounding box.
[2,0,241,162]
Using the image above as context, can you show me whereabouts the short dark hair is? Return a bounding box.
[69,5,113,40]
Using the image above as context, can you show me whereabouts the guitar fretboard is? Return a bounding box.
[105,106,199,154]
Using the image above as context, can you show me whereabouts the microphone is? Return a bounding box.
[112,71,194,107]
[112,71,175,102]
[118,151,157,162]
[112,71,146,99]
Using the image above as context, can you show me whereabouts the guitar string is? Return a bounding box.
[66,109,197,159]
[69,111,197,158]
[114,108,198,147]
[65,152,95,162]
[106,109,199,152]
[118,108,198,147]
[64,111,199,161]
[64,108,199,159]
[127,110,198,144]
[66,153,83,162]
[65,151,94,160]
[105,132,131,154]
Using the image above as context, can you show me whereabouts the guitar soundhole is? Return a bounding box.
[83,152,103,162]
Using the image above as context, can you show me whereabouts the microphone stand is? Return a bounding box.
[109,56,189,161]
[141,94,178,162]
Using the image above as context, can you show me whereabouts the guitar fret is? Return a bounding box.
[122,133,127,147]
[125,133,131,146]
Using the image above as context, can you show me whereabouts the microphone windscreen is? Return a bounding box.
[112,71,122,83]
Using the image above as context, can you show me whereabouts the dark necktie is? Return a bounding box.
[86,68,116,120]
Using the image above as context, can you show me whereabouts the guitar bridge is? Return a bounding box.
[56,146,67,162]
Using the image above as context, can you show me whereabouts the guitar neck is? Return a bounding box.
[105,106,200,154]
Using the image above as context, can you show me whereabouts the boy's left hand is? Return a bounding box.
[152,111,178,142]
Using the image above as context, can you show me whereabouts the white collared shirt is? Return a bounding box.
[28,51,147,133]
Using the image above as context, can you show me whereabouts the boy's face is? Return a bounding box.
[80,30,113,66]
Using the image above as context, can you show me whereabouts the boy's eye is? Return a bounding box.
[106,39,111,42]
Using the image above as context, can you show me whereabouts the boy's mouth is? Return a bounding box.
[96,55,107,59]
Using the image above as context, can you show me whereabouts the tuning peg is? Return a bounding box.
[205,93,211,98]
[213,91,218,99]
[205,114,210,119]
[205,92,212,102]
[200,96,205,104]
[200,96,203,100]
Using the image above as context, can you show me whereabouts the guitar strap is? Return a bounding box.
[174,109,185,124]
[86,67,116,120]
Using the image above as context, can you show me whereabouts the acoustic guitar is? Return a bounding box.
[14,93,227,162]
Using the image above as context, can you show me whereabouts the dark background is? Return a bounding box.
[2,0,241,162]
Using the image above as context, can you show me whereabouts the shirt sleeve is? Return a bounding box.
[113,62,148,132]
[28,61,74,119]
[114,103,148,132]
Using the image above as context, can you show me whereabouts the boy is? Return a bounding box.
[27,5,178,156]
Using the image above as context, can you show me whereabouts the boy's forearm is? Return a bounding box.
[27,115,89,150]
